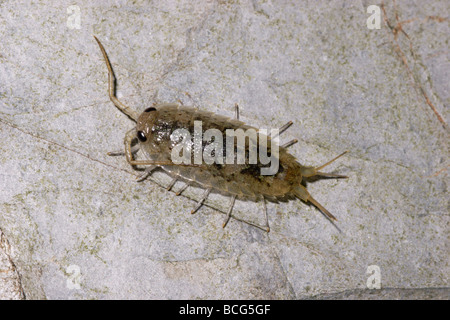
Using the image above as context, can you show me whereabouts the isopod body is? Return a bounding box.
[94,36,348,232]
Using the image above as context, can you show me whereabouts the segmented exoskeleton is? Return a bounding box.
[94,36,348,232]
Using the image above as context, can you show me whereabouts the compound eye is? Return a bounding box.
[137,131,147,142]
[144,107,157,113]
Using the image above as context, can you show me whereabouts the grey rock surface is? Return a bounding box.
[311,288,449,300]
[0,0,448,299]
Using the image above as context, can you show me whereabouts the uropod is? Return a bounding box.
[94,36,348,232]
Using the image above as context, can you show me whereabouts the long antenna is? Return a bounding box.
[93,36,139,122]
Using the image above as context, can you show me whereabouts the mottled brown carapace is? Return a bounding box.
[94,36,348,232]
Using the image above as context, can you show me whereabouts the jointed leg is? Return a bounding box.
[262,196,270,232]
[271,121,293,140]
[222,195,237,228]
[281,139,298,148]
[166,176,178,191]
[191,188,212,214]
[108,143,140,156]
[136,166,157,182]
[175,183,189,196]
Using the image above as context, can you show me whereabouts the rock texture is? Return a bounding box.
[0,0,448,299]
